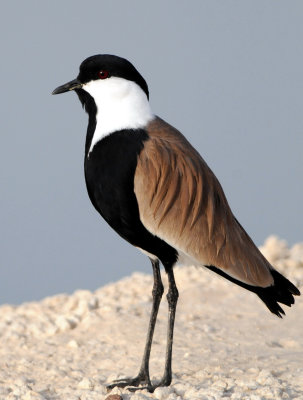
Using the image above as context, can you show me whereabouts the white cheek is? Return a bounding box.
[82,77,154,154]
[83,77,129,99]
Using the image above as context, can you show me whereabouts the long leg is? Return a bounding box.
[107,258,164,390]
[137,258,164,380]
[128,267,179,393]
[157,267,179,387]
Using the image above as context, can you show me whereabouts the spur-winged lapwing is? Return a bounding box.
[53,54,300,392]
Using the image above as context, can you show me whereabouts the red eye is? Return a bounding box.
[98,70,109,79]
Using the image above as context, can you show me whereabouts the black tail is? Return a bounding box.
[205,265,300,318]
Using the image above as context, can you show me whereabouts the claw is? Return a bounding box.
[106,373,151,392]
[107,374,171,393]
[108,377,130,384]
[128,385,154,393]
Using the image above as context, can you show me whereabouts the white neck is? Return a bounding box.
[82,77,154,154]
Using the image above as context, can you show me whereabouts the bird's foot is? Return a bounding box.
[128,376,171,393]
[106,371,151,392]
[107,373,171,393]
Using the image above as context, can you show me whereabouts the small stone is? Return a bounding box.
[231,393,242,400]
[67,339,79,348]
[258,387,276,397]
[202,324,215,333]
[212,379,227,389]
[105,395,123,400]
[154,386,173,399]
[66,315,80,329]
[256,368,272,384]
[15,377,29,387]
[45,325,58,336]
[167,394,180,400]
[55,316,70,331]
[56,315,79,331]
[23,391,46,400]
[88,296,99,310]
[77,377,94,390]
[249,396,262,400]
[247,367,259,374]
[243,380,258,390]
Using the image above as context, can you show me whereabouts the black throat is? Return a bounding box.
[75,88,97,157]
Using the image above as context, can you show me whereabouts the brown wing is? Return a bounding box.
[134,117,274,287]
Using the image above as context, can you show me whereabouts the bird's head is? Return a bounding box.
[52,54,154,147]
[52,54,149,105]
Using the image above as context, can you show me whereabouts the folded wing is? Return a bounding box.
[134,117,274,288]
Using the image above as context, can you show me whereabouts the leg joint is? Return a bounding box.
[152,281,164,299]
[166,286,179,308]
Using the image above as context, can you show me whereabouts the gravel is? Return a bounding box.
[0,236,302,400]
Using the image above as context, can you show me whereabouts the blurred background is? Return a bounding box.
[0,1,302,304]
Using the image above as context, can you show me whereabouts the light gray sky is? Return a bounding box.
[1,1,302,304]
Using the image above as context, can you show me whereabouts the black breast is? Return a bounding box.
[84,129,178,269]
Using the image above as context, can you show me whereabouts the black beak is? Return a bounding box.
[52,78,82,95]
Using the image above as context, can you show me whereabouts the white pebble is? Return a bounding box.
[77,377,94,390]
[249,395,262,400]
[231,393,243,400]
[212,379,227,389]
[154,386,173,399]
[68,339,79,348]
[23,391,46,400]
[88,296,99,310]
[167,394,181,400]
[15,377,29,387]
[202,324,215,333]
[66,315,80,329]
[55,316,71,331]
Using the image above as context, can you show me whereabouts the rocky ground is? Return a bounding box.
[0,236,302,400]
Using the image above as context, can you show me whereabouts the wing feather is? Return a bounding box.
[134,117,274,287]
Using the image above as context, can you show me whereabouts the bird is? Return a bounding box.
[52,54,300,393]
